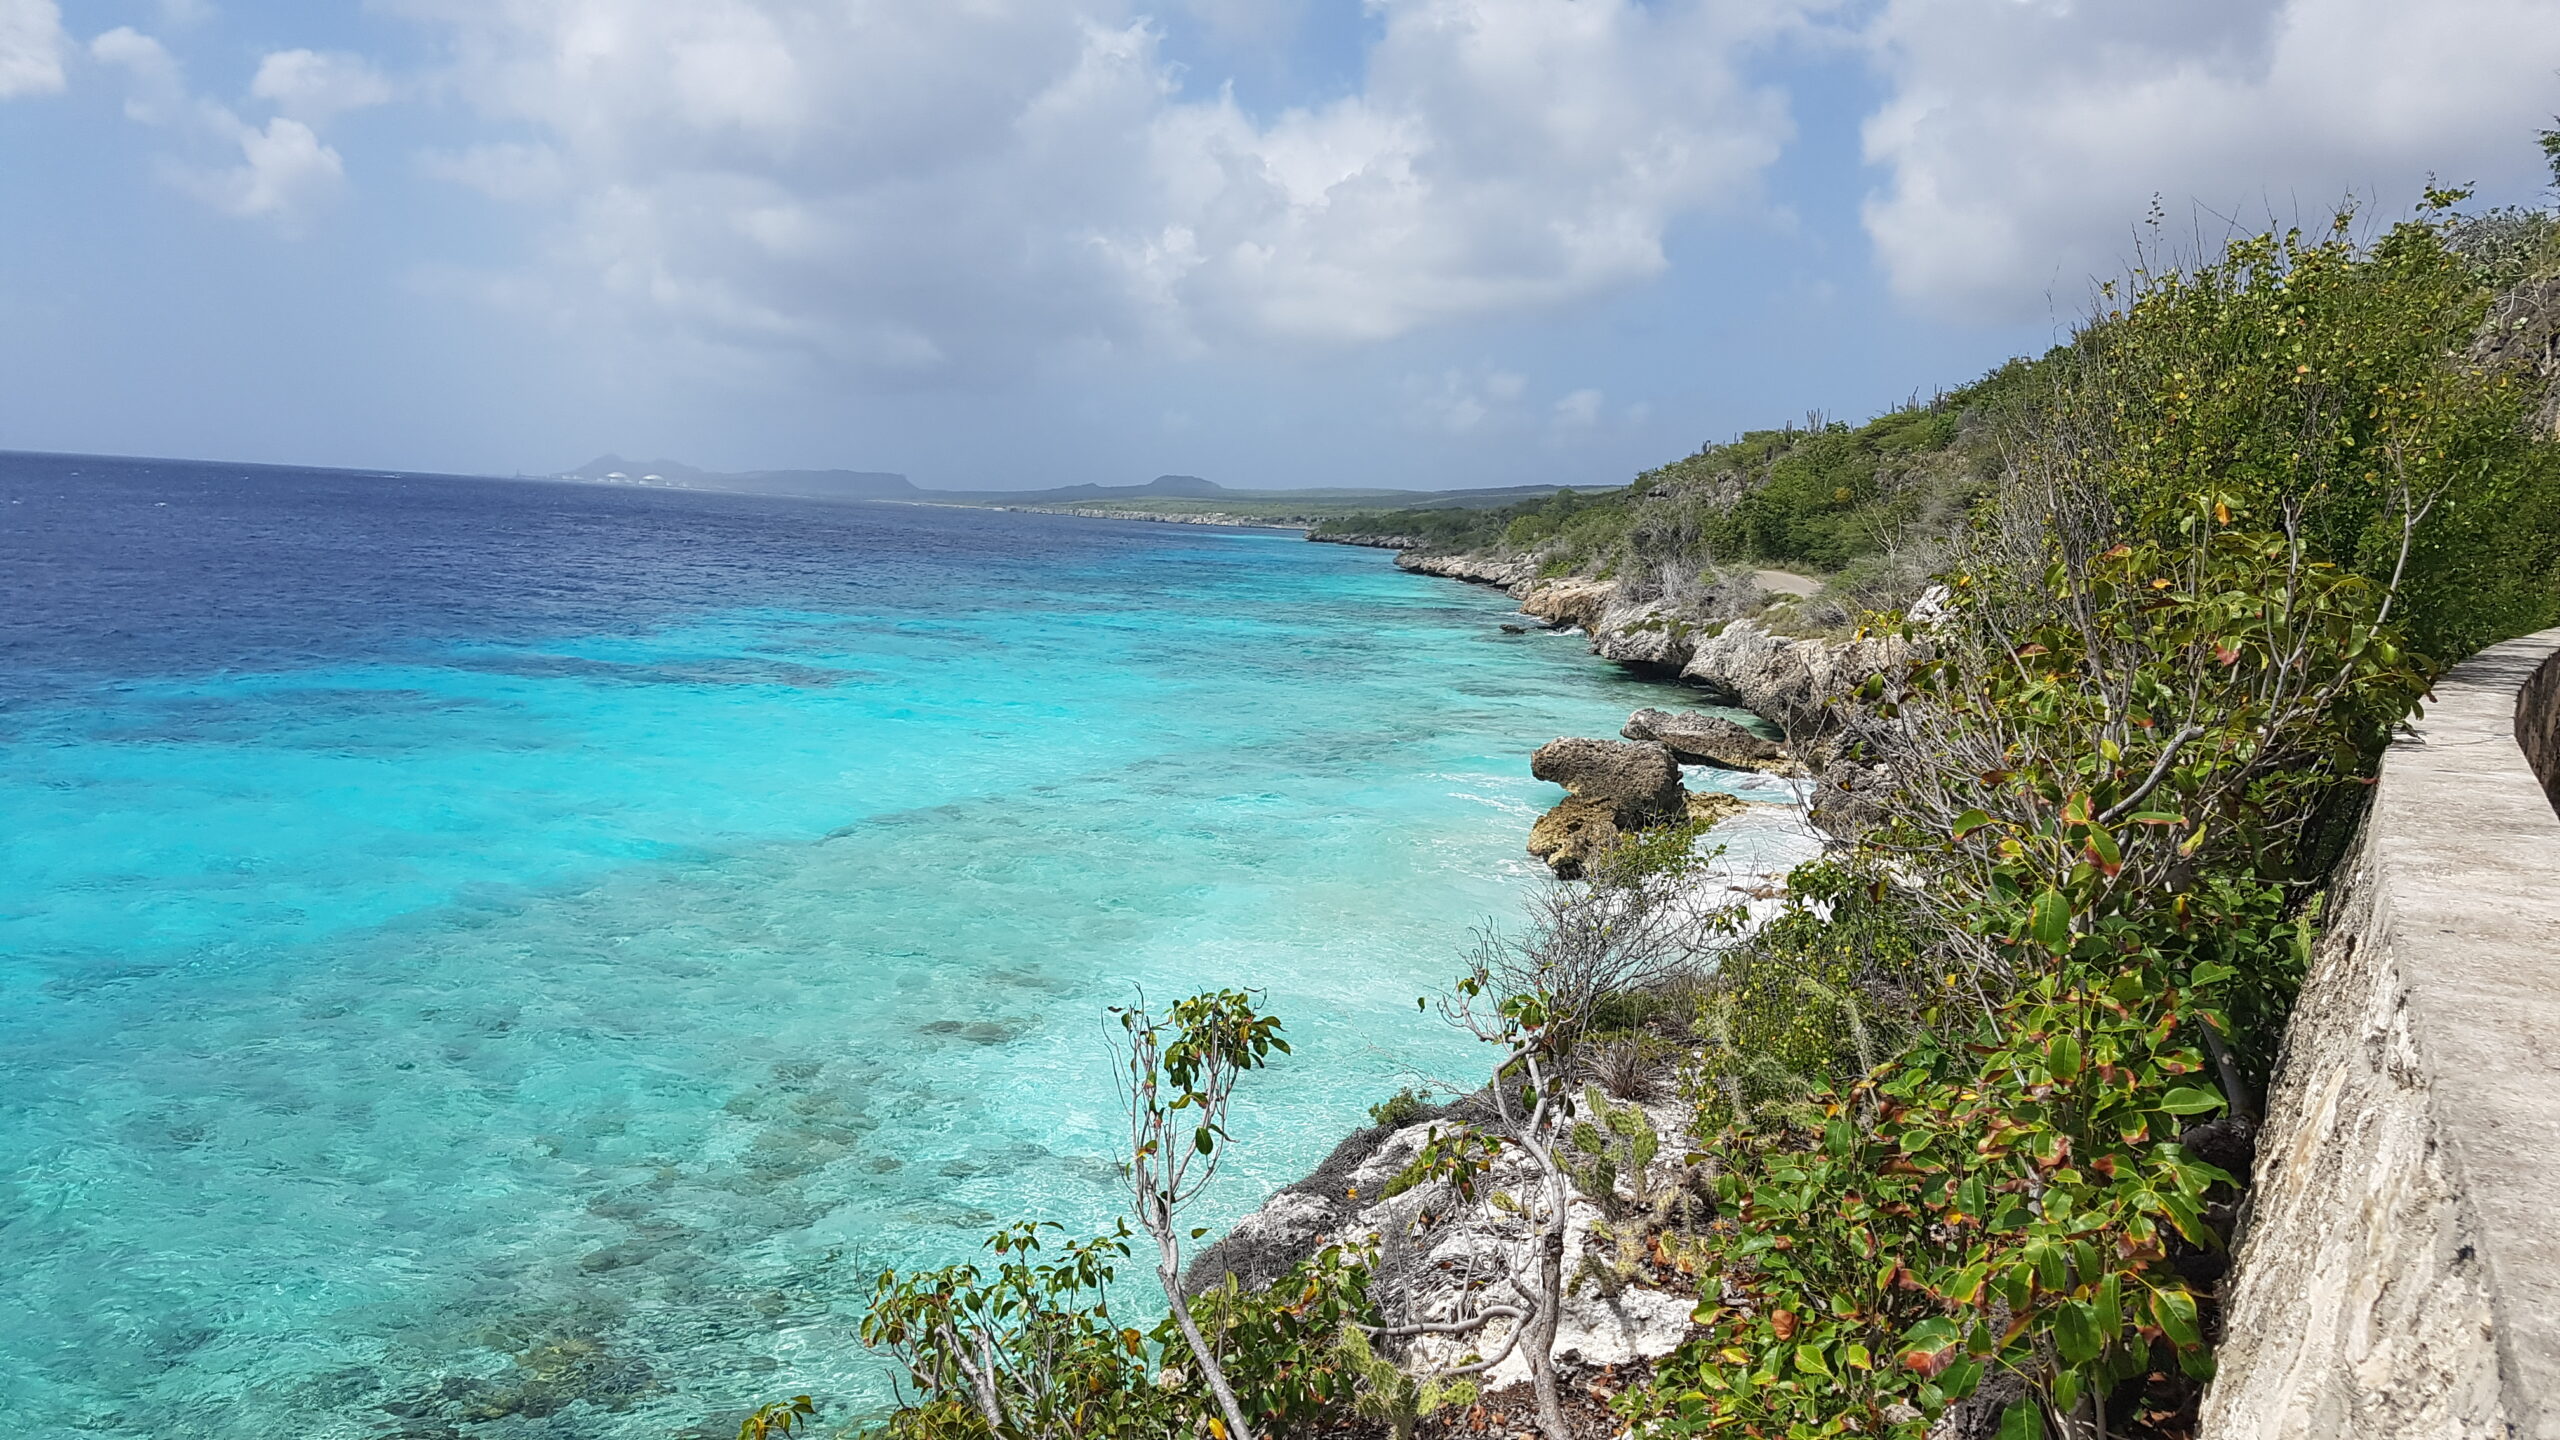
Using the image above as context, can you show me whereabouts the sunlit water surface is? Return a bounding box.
[0,454,1814,1438]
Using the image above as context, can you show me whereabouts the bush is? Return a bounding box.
[859,1222,1378,1440]
[1645,198,2560,1438]
[1366,1087,1433,1129]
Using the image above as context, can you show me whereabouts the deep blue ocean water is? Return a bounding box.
[0,453,1810,1437]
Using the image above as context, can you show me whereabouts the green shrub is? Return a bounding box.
[857,1221,1379,1440]
[1644,197,2559,1437]
[1366,1087,1432,1129]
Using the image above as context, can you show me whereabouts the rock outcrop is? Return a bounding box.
[1683,790,1750,829]
[1520,739,1776,876]
[2473,275,2560,440]
[1517,579,1615,632]
[1196,1096,1709,1394]
[1674,619,1907,745]
[1382,542,1901,769]
[1622,707,1788,770]
[1526,796,1628,880]
[1377,540,1905,844]
[1525,738,1689,878]
[1529,738,1686,821]
[1395,550,1536,589]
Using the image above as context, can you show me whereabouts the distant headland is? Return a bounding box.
[549,454,1595,522]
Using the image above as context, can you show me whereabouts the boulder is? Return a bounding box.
[1518,579,1615,631]
[1683,790,1750,829]
[1527,796,1623,880]
[1529,738,1686,823]
[1623,707,1786,770]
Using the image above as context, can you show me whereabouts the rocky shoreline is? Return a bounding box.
[989,504,1314,529]
[1185,539,1881,1404]
[1359,541,1910,836]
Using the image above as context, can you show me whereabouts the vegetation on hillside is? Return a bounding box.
[1637,190,2560,1439]
[1310,366,2041,597]
[740,171,2560,1440]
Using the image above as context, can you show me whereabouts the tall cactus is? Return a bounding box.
[1562,1086,1689,1296]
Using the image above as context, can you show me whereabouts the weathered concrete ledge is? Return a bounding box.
[2204,625,2560,1438]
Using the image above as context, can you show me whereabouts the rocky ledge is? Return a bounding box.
[1369,543,1915,842]
[1522,737,1766,878]
[1394,549,1541,590]
[1382,546,1896,743]
[1189,1091,1707,1393]
[1621,707,1794,774]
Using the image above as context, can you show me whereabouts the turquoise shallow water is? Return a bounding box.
[0,456,1807,1437]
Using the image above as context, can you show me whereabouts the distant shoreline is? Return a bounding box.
[894,499,1315,532]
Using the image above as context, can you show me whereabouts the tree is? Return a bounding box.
[1114,989,1290,1440]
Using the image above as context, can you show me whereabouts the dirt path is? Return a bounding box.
[1750,568,1822,596]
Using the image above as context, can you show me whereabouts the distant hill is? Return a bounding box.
[950,473,1227,502]
[550,456,1593,514]
[557,455,917,500]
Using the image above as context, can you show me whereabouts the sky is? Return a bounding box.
[2,0,2557,492]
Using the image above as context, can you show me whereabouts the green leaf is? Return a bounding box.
[2047,1033,2083,1081]
[2029,890,2072,951]
[1194,1126,1216,1154]
[1793,1343,1834,1378]
[2054,1300,2102,1363]
[2151,1286,2203,1348]
[2190,961,2238,986]
[2157,1086,2226,1116]
[1998,1397,2046,1440]
[2159,1190,2214,1246]
[1952,808,1997,839]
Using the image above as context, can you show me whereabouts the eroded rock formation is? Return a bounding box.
[1622,707,1787,771]
[1529,737,1686,820]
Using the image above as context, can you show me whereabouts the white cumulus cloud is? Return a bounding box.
[1552,387,1604,428]
[0,0,65,97]
[390,0,1815,381]
[192,115,346,219]
[90,26,355,227]
[90,26,184,120]
[1404,366,1531,434]
[1860,0,2560,319]
[251,49,394,121]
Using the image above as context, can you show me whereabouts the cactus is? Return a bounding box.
[1334,1326,1479,1440]
[1562,1087,1692,1297]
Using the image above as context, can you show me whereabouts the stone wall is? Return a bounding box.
[2202,625,2560,1439]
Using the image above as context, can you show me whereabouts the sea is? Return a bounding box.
[0,452,1814,1438]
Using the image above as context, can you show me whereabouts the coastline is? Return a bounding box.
[1187,538,1835,1391]
[891,498,1317,530]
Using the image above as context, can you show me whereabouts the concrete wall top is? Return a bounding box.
[2370,624,2560,1427]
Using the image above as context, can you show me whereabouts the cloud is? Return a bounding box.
[190,115,346,219]
[1552,387,1604,428]
[0,0,64,97]
[392,0,1814,382]
[90,27,351,226]
[89,26,185,120]
[1860,0,2560,320]
[250,49,393,121]
[419,140,564,201]
[1405,366,1529,434]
